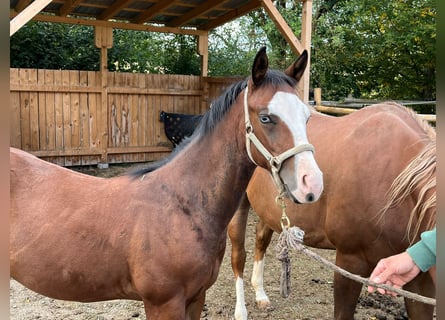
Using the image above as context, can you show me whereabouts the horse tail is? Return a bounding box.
[379,137,436,245]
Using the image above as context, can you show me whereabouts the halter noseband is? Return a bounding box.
[243,86,314,194]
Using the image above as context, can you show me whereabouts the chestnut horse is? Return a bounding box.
[228,103,436,319]
[10,47,323,320]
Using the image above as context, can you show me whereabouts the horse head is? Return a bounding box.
[244,47,323,204]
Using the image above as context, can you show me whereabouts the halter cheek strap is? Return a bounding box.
[243,86,315,194]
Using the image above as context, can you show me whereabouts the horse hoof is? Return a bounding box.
[256,299,273,311]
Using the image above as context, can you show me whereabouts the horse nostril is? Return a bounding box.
[306,193,314,202]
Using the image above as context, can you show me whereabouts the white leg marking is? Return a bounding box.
[251,259,270,307]
[234,277,248,320]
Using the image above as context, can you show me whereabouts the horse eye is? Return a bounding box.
[259,115,272,124]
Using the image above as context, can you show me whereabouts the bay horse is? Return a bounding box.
[228,103,436,319]
[10,47,323,319]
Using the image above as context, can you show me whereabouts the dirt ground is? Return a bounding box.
[10,163,415,320]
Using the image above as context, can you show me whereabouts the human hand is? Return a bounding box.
[367,251,421,296]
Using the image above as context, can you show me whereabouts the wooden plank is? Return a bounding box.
[37,69,46,150]
[54,70,64,151]
[261,0,304,54]
[315,105,357,116]
[299,0,312,103]
[107,146,172,154]
[70,70,81,165]
[79,71,89,149]
[11,12,208,36]
[59,0,82,17]
[200,0,260,30]
[70,71,81,149]
[87,71,98,150]
[134,0,177,24]
[10,69,21,148]
[62,70,72,166]
[168,0,224,27]
[10,83,101,93]
[10,0,53,36]
[19,69,31,150]
[98,46,109,163]
[44,69,56,150]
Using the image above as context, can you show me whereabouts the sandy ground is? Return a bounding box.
[10,163,417,320]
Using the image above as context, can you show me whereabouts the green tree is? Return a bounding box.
[10,22,99,70]
[311,0,436,101]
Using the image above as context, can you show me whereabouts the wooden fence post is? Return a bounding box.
[95,26,113,167]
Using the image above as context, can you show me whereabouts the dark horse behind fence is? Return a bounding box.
[228,103,436,320]
[10,47,324,319]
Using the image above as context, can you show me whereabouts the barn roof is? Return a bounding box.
[10,0,263,34]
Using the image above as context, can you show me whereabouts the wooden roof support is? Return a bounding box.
[198,33,209,77]
[260,0,303,55]
[201,0,260,30]
[10,0,53,36]
[14,0,32,13]
[59,0,83,17]
[260,0,312,102]
[300,0,313,103]
[11,12,208,37]
[99,0,135,20]
[168,0,228,28]
[134,0,177,24]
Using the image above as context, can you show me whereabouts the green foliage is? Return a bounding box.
[109,31,200,74]
[10,22,99,70]
[311,0,436,101]
[11,22,201,75]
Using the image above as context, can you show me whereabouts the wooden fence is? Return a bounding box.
[10,68,242,166]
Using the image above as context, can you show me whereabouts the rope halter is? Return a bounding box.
[243,86,315,196]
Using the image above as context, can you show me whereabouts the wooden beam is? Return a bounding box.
[134,0,177,24]
[10,12,208,36]
[198,33,209,77]
[168,0,226,28]
[298,0,312,103]
[200,0,260,30]
[10,0,53,36]
[14,0,32,13]
[99,0,135,20]
[95,26,113,49]
[59,0,82,17]
[260,0,303,55]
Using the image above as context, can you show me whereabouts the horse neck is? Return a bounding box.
[162,101,257,233]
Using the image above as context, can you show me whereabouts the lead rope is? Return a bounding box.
[274,198,436,306]
[275,193,305,298]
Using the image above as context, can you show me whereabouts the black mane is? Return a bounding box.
[130,69,296,178]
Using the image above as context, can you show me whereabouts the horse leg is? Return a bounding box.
[143,297,187,320]
[228,193,250,320]
[403,272,435,320]
[251,219,274,310]
[333,252,367,320]
[186,291,207,320]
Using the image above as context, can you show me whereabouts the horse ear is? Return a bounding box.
[251,47,268,87]
[284,49,308,82]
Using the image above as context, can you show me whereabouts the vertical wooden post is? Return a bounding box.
[95,26,113,167]
[300,0,312,104]
[260,0,313,103]
[198,33,209,77]
[198,33,210,112]
[314,87,321,106]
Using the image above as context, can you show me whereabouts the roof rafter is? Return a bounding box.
[167,0,227,28]
[200,0,260,30]
[99,0,135,20]
[134,0,178,24]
